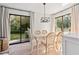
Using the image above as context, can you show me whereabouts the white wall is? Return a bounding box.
[9,9,30,16]
[33,12,52,34]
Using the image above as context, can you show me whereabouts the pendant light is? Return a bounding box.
[41,3,50,23]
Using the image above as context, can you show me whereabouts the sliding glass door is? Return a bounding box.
[10,14,30,44]
[20,16,30,42]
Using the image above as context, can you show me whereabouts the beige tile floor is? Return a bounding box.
[9,42,61,55]
[9,42,31,55]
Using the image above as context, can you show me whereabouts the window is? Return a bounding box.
[55,16,63,32]
[55,14,71,33]
[63,14,71,32]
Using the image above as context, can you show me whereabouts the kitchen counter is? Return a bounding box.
[63,33,79,40]
[62,33,79,55]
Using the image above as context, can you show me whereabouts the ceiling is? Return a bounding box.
[0,3,74,14]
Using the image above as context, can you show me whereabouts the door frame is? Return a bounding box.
[9,14,31,45]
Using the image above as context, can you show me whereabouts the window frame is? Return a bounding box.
[55,13,71,33]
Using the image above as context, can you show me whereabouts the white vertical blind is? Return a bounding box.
[71,5,79,33]
[0,6,9,38]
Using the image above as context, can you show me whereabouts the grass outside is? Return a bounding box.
[10,33,29,40]
[11,33,20,40]
[11,33,25,40]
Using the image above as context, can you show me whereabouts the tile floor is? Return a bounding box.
[9,42,31,55]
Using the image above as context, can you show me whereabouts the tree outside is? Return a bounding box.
[10,15,30,41]
[56,14,71,32]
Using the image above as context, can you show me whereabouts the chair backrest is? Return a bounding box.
[34,30,41,36]
[54,32,63,52]
[46,32,56,45]
[45,32,56,54]
[32,30,41,50]
[42,30,47,36]
[55,32,62,43]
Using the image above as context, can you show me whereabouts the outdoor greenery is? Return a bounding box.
[11,16,30,34]
[56,18,62,31]
[63,17,71,28]
[56,15,71,32]
[10,15,30,40]
[11,16,20,33]
[11,34,20,40]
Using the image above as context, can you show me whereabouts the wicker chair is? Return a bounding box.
[31,37,38,55]
[31,30,41,55]
[54,32,63,54]
[38,30,48,54]
[46,32,56,54]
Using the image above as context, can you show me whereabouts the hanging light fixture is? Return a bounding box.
[41,3,50,23]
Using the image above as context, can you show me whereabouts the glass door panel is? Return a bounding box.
[21,16,30,42]
[55,17,63,33]
[63,14,71,33]
[10,14,30,44]
[10,15,20,44]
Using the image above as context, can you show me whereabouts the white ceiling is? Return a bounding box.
[0,3,74,14]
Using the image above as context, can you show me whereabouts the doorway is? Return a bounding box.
[9,14,30,44]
